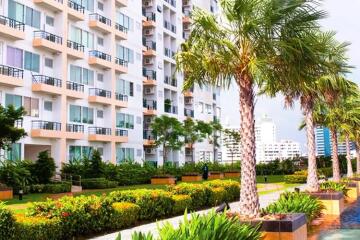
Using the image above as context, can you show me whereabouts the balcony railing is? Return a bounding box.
[32,75,62,87]
[164,76,177,87]
[67,40,84,52]
[143,11,156,21]
[89,50,111,62]
[165,105,178,114]
[184,108,194,117]
[115,57,128,67]
[164,48,175,58]
[68,0,85,13]
[115,23,128,33]
[0,15,25,31]
[32,120,61,131]
[0,65,24,78]
[88,127,111,135]
[143,40,156,50]
[143,130,156,140]
[66,124,84,133]
[67,81,84,92]
[115,129,128,136]
[143,99,157,110]
[89,13,111,26]
[34,30,62,44]
[115,92,129,101]
[143,69,156,80]
[89,88,111,98]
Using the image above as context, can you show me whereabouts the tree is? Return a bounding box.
[176,0,325,216]
[223,129,241,166]
[88,149,104,178]
[0,105,26,151]
[33,151,56,184]
[150,115,184,166]
[209,120,222,162]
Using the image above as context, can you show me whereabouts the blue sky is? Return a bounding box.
[220,0,360,153]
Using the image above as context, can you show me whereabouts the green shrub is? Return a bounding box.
[167,183,209,209]
[32,151,56,184]
[320,181,349,197]
[108,189,174,220]
[208,187,226,206]
[15,215,63,240]
[0,202,16,240]
[81,178,118,189]
[263,192,324,223]
[284,170,308,183]
[110,202,140,229]
[30,182,71,194]
[172,195,192,215]
[318,167,332,178]
[204,180,240,202]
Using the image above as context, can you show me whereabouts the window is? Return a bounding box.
[70,65,94,85]
[116,45,134,64]
[8,1,40,28]
[5,94,22,108]
[206,104,212,114]
[72,0,93,11]
[44,101,52,111]
[24,97,39,117]
[24,51,40,72]
[116,113,134,129]
[6,46,23,68]
[116,147,134,164]
[116,79,134,96]
[69,26,94,48]
[69,105,94,124]
[25,6,40,28]
[198,102,204,113]
[69,146,94,161]
[97,73,103,82]
[97,1,103,10]
[6,143,21,161]
[82,107,94,124]
[116,12,133,31]
[69,105,81,123]
[46,16,54,26]
[97,37,104,46]
[44,58,53,68]
[97,110,103,118]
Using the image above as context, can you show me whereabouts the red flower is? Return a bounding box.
[61,212,70,217]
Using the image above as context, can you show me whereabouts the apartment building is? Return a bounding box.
[0,0,221,168]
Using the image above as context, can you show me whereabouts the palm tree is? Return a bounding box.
[176,0,325,216]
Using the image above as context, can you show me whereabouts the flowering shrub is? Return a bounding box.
[208,187,226,206]
[81,178,118,189]
[110,202,140,229]
[167,183,210,209]
[172,195,192,215]
[204,180,240,202]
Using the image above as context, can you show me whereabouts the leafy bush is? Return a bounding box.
[318,167,332,178]
[208,187,226,206]
[110,202,140,229]
[320,181,349,197]
[263,192,324,223]
[81,178,118,189]
[130,211,261,240]
[168,183,209,209]
[172,195,192,215]
[0,160,32,192]
[108,189,174,220]
[29,182,71,194]
[32,151,56,184]
[0,202,16,240]
[204,180,240,202]
[284,170,308,183]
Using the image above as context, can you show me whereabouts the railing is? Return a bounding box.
[143,69,156,80]
[143,40,156,50]
[89,88,111,98]
[164,0,176,7]
[0,15,25,31]
[115,129,128,136]
[67,40,84,52]
[164,48,175,58]
[32,75,62,87]
[143,11,156,21]
[88,127,111,135]
[115,92,129,101]
[184,108,194,117]
[32,120,61,131]
[0,65,24,78]
[143,99,157,110]
[164,76,177,87]
[89,13,111,26]
[89,50,111,62]
[34,30,62,44]
[66,124,84,133]
[165,105,178,114]
[67,0,85,13]
[115,23,128,33]
[67,81,84,92]
[143,130,156,140]
[115,57,128,67]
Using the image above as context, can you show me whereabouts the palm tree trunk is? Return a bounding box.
[356,142,360,175]
[345,133,353,178]
[303,102,319,192]
[330,127,341,182]
[238,76,260,217]
[191,144,195,163]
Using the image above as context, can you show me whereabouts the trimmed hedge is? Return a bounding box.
[172,194,192,214]
[168,183,209,209]
[29,182,71,194]
[0,202,16,240]
[204,180,240,202]
[15,216,63,240]
[208,187,226,206]
[284,170,307,183]
[81,178,118,189]
[110,202,140,229]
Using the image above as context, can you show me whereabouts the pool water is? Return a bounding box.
[318,229,360,239]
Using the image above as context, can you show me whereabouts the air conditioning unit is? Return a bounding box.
[144,58,154,65]
[144,87,155,95]
[145,148,156,154]
[185,97,193,105]
[144,0,153,7]
[144,29,153,36]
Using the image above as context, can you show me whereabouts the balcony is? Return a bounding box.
[143,130,156,146]
[67,0,85,21]
[89,13,112,34]
[184,90,193,97]
[115,23,128,40]
[0,15,25,40]
[183,9,191,23]
[115,93,128,108]
[164,20,176,33]
[88,50,112,69]
[164,104,178,114]
[143,99,157,115]
[115,129,128,143]
[0,65,24,87]
[184,108,194,118]
[143,40,156,57]
[164,76,177,87]
[67,40,84,59]
[114,57,128,73]
[31,121,62,138]
[143,69,157,85]
[32,75,62,95]
[65,124,84,139]
[33,31,63,53]
[142,11,156,28]
[115,0,127,7]
[66,81,85,99]
[33,0,64,12]
[164,0,176,8]
[88,127,112,142]
[88,88,112,105]
[164,48,176,60]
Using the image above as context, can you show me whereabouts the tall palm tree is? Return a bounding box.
[176,0,325,216]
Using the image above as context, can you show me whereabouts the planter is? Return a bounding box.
[208,172,224,180]
[182,175,202,182]
[224,171,241,178]
[345,182,359,202]
[0,189,13,200]
[151,176,176,185]
[349,177,360,195]
[308,191,344,216]
[240,213,307,240]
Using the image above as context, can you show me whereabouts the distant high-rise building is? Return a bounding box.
[315,126,353,156]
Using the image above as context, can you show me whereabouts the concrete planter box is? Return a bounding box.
[224,171,241,178]
[208,172,224,180]
[349,178,360,196]
[151,176,176,185]
[240,213,307,240]
[0,189,13,200]
[181,175,202,182]
[346,182,359,202]
[308,191,344,216]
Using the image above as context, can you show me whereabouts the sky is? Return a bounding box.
[220,0,360,153]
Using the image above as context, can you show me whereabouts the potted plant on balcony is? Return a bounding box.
[164,99,172,112]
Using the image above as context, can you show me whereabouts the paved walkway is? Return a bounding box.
[91,184,306,240]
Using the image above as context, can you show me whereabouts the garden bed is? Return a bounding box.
[151,175,176,185]
[181,173,202,182]
[208,171,224,180]
[224,171,241,178]
[345,182,359,202]
[0,188,13,200]
[308,191,344,216]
